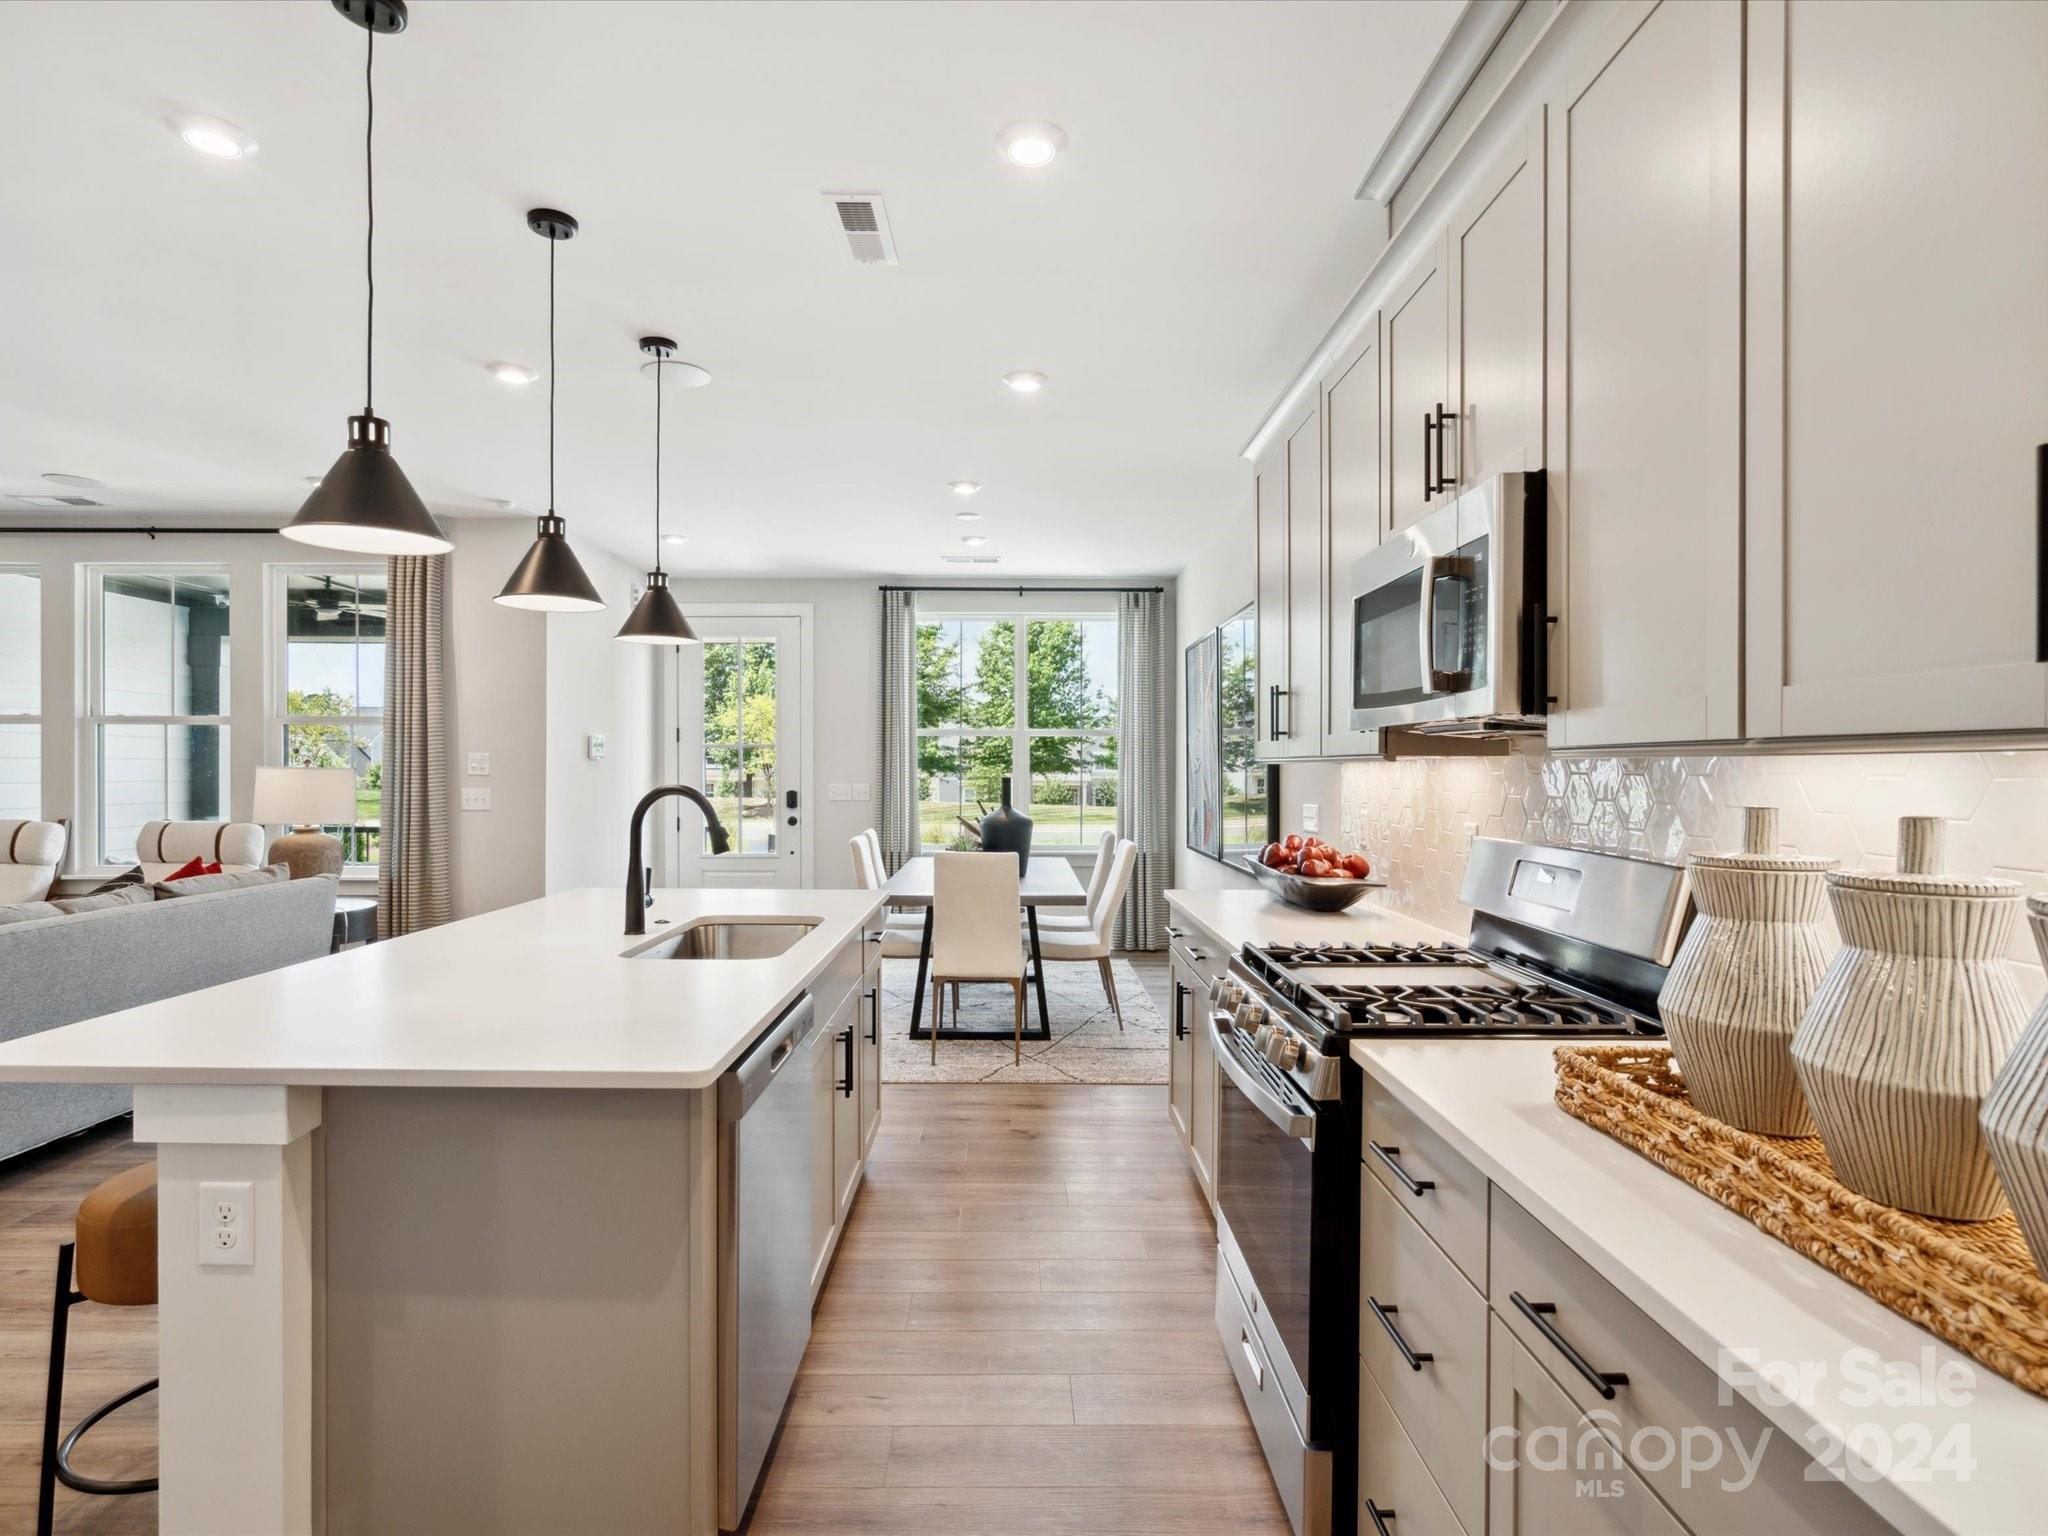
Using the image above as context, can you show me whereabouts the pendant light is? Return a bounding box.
[283,0,452,557]
[616,338,700,644]
[496,209,605,612]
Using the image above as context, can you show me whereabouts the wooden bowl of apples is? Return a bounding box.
[1241,835,1384,912]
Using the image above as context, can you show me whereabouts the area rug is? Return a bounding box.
[879,956,1168,1085]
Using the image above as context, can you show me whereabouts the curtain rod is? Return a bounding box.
[0,526,290,538]
[877,583,1163,594]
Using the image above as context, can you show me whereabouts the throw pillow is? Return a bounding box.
[52,886,157,915]
[0,900,61,926]
[164,855,211,882]
[150,863,290,899]
[83,865,146,896]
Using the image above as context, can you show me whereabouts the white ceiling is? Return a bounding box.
[0,0,1456,577]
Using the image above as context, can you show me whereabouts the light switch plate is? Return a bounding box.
[200,1180,254,1267]
[587,733,607,761]
[853,783,870,801]
[828,783,852,802]
[1301,803,1319,833]
[466,752,491,776]
[461,788,491,812]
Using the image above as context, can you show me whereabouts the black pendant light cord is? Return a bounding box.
[364,25,375,415]
[548,236,557,514]
[653,351,663,573]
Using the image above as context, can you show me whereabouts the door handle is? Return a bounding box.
[1510,1292,1630,1399]
[1422,409,1437,499]
[865,989,879,1045]
[1433,402,1454,494]
[1268,683,1287,740]
[839,1026,854,1098]
[1367,1297,1433,1372]
[1365,1499,1397,1536]
[1368,1141,1435,1198]
[1172,984,1188,1040]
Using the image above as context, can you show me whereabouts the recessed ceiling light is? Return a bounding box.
[955,509,982,522]
[490,498,518,511]
[1002,371,1047,393]
[304,475,324,486]
[997,121,1067,168]
[663,534,688,546]
[488,361,537,385]
[41,472,103,488]
[949,480,981,496]
[169,112,258,161]
[960,534,988,547]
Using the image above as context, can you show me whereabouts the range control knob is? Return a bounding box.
[1236,1002,1266,1033]
[1263,1031,1300,1069]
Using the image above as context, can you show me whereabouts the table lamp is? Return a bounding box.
[253,766,356,879]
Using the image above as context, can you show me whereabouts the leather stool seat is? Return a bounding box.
[74,1164,157,1307]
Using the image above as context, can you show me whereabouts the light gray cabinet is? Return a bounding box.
[1165,909,1223,1210]
[857,969,881,1157]
[809,967,869,1298]
[1745,0,2048,737]
[808,992,844,1295]
[1386,231,1453,536]
[1254,447,1291,759]
[1320,321,1385,758]
[1286,407,1324,755]
[1447,111,1545,495]
[1167,959,1195,1144]
[1545,0,1743,748]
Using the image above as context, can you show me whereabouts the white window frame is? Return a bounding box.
[0,565,41,824]
[912,597,1121,858]
[269,563,385,879]
[82,563,234,871]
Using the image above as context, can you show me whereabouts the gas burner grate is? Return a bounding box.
[1311,980,1625,1034]
[1258,940,1482,968]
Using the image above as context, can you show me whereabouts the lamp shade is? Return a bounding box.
[253,766,357,827]
[283,414,452,556]
[616,570,698,644]
[496,514,605,611]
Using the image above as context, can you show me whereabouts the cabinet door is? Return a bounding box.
[832,1014,861,1224]
[1167,965,1194,1145]
[1385,231,1452,535]
[1448,111,1545,492]
[1284,405,1323,755]
[1189,1002,1219,1208]
[1486,1316,1686,1536]
[1254,448,1290,759]
[858,975,882,1156]
[1548,0,1742,747]
[1746,0,2048,736]
[1321,321,1385,758]
[809,1010,841,1291]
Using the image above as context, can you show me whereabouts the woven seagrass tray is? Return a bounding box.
[1554,1043,2048,1398]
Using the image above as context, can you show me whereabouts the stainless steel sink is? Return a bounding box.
[631,920,818,960]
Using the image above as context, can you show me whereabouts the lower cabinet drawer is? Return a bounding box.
[1217,1257,1330,1536]
[1359,1363,1465,1536]
[1363,1074,1489,1288]
[1490,1191,1893,1536]
[1360,1175,1487,1534]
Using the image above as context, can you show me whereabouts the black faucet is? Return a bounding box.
[625,785,732,935]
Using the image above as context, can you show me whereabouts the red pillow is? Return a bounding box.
[164,856,223,882]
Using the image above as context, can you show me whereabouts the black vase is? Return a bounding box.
[979,776,1033,876]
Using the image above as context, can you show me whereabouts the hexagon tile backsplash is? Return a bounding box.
[1335,746,2048,1002]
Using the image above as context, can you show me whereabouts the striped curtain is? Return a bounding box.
[876,589,919,872]
[378,554,452,934]
[1115,589,1170,950]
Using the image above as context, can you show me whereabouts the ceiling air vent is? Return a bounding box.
[10,494,102,508]
[941,554,1001,567]
[822,191,898,266]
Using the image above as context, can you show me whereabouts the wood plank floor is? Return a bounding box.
[0,1034,1287,1534]
[747,1082,1290,1536]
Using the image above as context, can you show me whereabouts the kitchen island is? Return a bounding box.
[0,885,885,1536]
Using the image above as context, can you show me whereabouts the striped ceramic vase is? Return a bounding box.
[1659,807,1834,1135]
[1791,817,2027,1221]
[1982,897,2048,1272]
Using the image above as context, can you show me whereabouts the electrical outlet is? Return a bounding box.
[466,752,491,776]
[200,1180,254,1268]
[852,783,870,801]
[461,788,491,812]
[586,733,607,761]
[1301,803,1319,833]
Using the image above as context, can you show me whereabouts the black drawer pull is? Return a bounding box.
[1368,1140,1434,1198]
[1366,1499,1397,1536]
[1510,1292,1629,1400]
[1367,1297,1432,1372]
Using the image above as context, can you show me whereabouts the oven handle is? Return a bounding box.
[1206,1010,1316,1142]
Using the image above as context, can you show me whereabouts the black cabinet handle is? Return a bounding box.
[1368,1141,1435,1198]
[1268,683,1287,739]
[839,1026,855,1098]
[1172,984,1189,1040]
[2035,443,2046,663]
[1510,1292,1629,1400]
[1367,1297,1433,1372]
[1422,409,1437,498]
[1433,402,1453,495]
[1365,1499,1397,1536]
[865,989,879,1045]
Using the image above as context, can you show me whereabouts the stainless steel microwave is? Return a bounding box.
[1349,471,1547,735]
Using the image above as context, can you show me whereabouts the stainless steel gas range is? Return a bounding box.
[1207,839,1693,1536]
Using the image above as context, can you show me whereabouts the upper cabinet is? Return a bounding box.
[1254,443,1291,758]
[1546,0,1743,749]
[1254,405,1325,759]
[1447,114,1545,494]
[1385,234,1453,535]
[1320,321,1385,757]
[1745,0,2048,737]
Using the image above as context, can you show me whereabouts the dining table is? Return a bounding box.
[881,854,1088,1040]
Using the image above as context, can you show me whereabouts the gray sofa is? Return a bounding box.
[0,876,338,1162]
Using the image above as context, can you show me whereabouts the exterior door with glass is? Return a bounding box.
[670,614,805,889]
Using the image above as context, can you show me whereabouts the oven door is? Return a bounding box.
[1209,1013,1317,1425]
[1350,496,1486,730]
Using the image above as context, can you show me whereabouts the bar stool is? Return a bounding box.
[38,1162,160,1536]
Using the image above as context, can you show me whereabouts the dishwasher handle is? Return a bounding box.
[720,995,816,1120]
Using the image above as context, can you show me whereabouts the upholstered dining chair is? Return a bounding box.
[849,832,925,959]
[1036,828,1118,932]
[132,820,264,882]
[0,819,66,904]
[930,851,1026,1065]
[1036,838,1139,1028]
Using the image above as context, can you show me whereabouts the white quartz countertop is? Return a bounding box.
[1354,1039,2044,1536]
[0,887,882,1090]
[1164,885,1456,952]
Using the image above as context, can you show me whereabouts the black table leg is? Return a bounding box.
[908,908,934,1035]
[1027,906,1050,1034]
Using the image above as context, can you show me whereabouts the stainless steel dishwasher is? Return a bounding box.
[717,994,816,1532]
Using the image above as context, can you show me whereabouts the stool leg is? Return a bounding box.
[38,1242,75,1536]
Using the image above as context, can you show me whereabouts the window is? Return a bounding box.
[0,568,38,821]
[1218,606,1266,852]
[914,613,1119,850]
[701,638,779,853]
[278,570,385,869]
[91,569,231,865]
